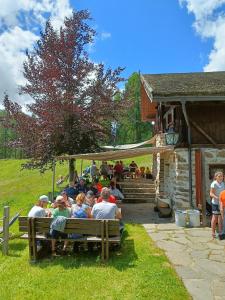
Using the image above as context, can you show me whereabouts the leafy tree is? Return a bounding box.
[3,10,126,178]
[116,72,152,145]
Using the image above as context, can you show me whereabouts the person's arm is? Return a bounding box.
[117,189,124,200]
[115,206,122,219]
[210,187,218,200]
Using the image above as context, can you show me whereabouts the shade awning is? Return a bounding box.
[101,136,156,150]
[55,146,174,161]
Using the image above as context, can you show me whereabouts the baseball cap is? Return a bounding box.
[39,195,49,202]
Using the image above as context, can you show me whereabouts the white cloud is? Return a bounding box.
[100,32,111,40]
[0,0,72,107]
[179,0,225,71]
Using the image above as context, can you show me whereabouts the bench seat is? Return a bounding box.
[19,217,121,262]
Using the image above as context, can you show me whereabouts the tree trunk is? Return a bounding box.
[69,158,75,182]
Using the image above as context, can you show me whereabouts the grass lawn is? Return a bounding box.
[0,159,190,300]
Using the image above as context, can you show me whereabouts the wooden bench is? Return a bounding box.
[18,217,121,262]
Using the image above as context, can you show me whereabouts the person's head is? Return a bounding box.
[61,191,68,201]
[55,195,66,210]
[214,171,224,183]
[100,187,110,201]
[38,195,49,208]
[76,193,86,205]
[85,190,95,206]
[79,178,85,186]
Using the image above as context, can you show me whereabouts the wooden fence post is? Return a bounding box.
[2,206,9,255]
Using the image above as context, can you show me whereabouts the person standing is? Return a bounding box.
[219,188,225,239]
[90,161,98,181]
[210,171,225,238]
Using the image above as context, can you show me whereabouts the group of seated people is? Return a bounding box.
[28,178,124,256]
[83,160,153,182]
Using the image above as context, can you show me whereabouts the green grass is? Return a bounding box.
[0,159,190,300]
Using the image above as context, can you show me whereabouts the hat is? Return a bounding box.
[39,195,49,202]
[55,195,64,203]
[86,190,94,198]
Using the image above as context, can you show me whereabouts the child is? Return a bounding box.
[210,171,225,238]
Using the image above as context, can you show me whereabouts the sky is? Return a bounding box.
[0,0,225,106]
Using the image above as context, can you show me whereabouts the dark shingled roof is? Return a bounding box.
[141,71,225,97]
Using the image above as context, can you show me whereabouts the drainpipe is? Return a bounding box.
[181,101,193,208]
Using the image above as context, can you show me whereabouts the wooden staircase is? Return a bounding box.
[118,178,156,203]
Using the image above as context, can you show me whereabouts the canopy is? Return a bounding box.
[101,136,156,150]
[55,145,174,161]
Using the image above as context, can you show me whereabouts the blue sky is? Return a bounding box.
[72,0,212,78]
[0,0,225,105]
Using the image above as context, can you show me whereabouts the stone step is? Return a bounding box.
[122,187,155,193]
[123,193,155,198]
[118,182,155,188]
[123,198,155,204]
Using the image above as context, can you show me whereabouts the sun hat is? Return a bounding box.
[39,195,49,202]
[55,195,64,203]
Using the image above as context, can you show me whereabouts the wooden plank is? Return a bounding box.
[201,149,207,226]
[2,206,10,255]
[19,226,29,232]
[195,150,202,208]
[28,218,33,261]
[190,119,218,146]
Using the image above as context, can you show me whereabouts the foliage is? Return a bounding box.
[0,110,23,159]
[0,160,190,300]
[3,10,127,173]
[116,72,153,145]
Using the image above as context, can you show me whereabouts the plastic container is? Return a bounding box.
[175,210,186,227]
[175,209,200,227]
[187,209,200,227]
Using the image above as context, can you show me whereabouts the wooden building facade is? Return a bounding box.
[140,71,225,211]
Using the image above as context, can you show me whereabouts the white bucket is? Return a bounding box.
[187,209,200,227]
[175,209,200,227]
[175,210,186,227]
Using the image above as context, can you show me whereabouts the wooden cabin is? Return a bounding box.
[140,71,225,211]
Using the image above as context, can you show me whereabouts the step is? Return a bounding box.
[118,182,155,188]
[123,193,155,199]
[122,187,155,193]
[123,198,155,204]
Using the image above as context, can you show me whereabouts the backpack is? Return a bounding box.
[73,207,87,218]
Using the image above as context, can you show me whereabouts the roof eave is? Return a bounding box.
[140,74,153,102]
[152,95,225,103]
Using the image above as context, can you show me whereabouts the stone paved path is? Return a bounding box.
[120,203,225,300]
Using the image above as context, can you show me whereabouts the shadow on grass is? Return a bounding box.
[0,240,27,257]
[32,229,138,271]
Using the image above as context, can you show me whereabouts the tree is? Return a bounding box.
[116,72,152,145]
[3,10,126,178]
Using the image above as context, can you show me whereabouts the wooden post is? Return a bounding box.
[2,206,9,255]
[52,159,56,201]
[201,149,207,226]
[81,159,83,176]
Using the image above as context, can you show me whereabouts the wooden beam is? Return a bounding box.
[190,119,218,147]
[2,206,9,255]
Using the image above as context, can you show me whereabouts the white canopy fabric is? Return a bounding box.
[101,136,156,150]
[55,145,174,161]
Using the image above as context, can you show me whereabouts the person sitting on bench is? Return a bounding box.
[28,195,49,217]
[50,196,71,256]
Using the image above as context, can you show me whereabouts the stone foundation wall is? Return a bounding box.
[156,147,225,208]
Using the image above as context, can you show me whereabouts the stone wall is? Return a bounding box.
[156,147,225,208]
